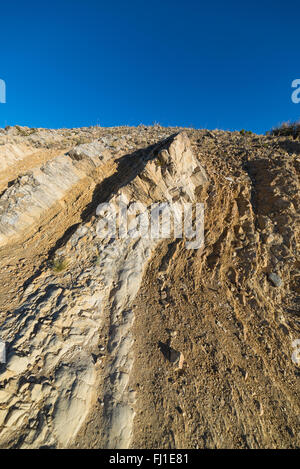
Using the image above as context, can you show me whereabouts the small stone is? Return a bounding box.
[268,273,282,287]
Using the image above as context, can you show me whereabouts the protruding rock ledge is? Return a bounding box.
[0,131,208,449]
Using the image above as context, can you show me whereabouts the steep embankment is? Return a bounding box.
[0,126,299,448]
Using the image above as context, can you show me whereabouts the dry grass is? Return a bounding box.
[51,256,69,273]
[268,120,300,139]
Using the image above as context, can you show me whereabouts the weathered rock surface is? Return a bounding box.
[0,125,299,449]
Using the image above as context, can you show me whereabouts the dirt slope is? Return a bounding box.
[0,125,299,448]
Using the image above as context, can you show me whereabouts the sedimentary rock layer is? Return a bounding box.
[0,125,299,448]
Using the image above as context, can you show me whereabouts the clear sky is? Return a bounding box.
[0,0,299,134]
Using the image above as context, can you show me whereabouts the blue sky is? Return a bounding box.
[0,0,299,133]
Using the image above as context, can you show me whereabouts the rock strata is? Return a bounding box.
[0,125,299,449]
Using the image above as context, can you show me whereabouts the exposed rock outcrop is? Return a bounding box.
[0,125,299,449]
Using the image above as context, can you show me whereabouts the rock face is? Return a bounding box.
[0,125,299,449]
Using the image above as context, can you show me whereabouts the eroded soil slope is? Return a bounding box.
[0,125,299,448]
